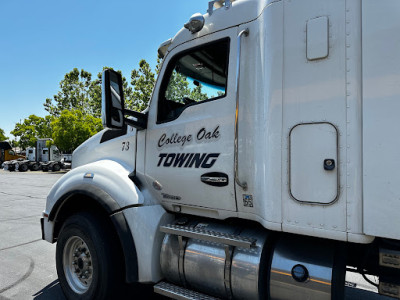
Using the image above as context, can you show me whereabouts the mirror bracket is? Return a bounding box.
[124,109,148,130]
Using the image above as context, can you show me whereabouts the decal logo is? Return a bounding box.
[161,193,181,201]
[157,153,220,168]
[157,126,220,149]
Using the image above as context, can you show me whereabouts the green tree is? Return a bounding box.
[44,68,93,117]
[130,59,157,111]
[51,109,103,153]
[11,115,53,150]
[165,71,209,103]
[0,128,8,141]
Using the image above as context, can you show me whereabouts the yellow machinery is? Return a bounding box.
[0,141,24,165]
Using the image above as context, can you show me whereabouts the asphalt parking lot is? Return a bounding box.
[0,169,65,300]
[0,169,394,300]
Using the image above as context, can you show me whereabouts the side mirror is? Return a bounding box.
[102,69,125,130]
[102,69,148,130]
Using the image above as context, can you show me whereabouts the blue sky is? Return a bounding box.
[0,0,211,139]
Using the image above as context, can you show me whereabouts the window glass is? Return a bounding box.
[158,38,229,122]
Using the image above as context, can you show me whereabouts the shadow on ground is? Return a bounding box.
[33,280,65,300]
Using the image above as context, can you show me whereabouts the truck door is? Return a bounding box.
[145,28,238,212]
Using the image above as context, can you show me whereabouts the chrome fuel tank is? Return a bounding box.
[269,235,345,300]
[160,220,270,299]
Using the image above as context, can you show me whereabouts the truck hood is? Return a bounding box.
[72,127,137,172]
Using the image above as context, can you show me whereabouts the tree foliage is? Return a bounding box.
[166,71,208,103]
[51,109,103,153]
[130,59,157,112]
[0,128,8,141]
[10,115,53,149]
[12,59,172,152]
[44,68,94,117]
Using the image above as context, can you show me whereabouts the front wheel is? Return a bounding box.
[56,212,125,300]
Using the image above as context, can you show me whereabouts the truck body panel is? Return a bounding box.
[145,28,238,213]
[281,0,349,239]
[44,159,143,225]
[362,0,400,240]
[122,205,174,282]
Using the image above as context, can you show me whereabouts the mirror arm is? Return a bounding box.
[124,118,146,130]
[125,109,147,119]
[124,109,148,130]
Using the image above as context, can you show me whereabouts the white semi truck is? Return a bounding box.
[12,139,64,172]
[41,0,400,299]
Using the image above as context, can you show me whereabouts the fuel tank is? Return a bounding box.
[160,219,270,299]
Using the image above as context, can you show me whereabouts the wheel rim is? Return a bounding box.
[63,236,94,294]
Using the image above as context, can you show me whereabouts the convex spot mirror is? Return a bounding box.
[102,69,125,130]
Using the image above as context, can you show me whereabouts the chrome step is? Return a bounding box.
[154,281,219,300]
[160,224,256,248]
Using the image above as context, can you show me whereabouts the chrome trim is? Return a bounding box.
[234,29,249,191]
[184,13,205,34]
[270,236,337,300]
[160,224,256,248]
[154,281,219,300]
[201,176,228,183]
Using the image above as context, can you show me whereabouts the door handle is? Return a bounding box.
[201,172,229,187]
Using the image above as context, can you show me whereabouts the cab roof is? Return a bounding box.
[160,0,279,57]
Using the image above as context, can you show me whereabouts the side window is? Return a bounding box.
[158,38,230,123]
[8,150,15,156]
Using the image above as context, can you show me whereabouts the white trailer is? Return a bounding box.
[41,1,400,299]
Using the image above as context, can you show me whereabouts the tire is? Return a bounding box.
[31,163,40,171]
[56,212,125,300]
[19,164,28,172]
[52,163,61,172]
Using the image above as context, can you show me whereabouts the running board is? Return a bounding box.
[160,224,256,248]
[154,281,219,300]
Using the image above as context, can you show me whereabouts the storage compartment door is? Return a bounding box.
[290,123,338,204]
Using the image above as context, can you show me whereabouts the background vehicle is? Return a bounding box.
[11,139,65,172]
[41,1,400,299]
[0,141,24,166]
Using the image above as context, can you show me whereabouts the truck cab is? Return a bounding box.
[42,1,400,299]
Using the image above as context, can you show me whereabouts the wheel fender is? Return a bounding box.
[45,159,144,283]
[46,159,144,218]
